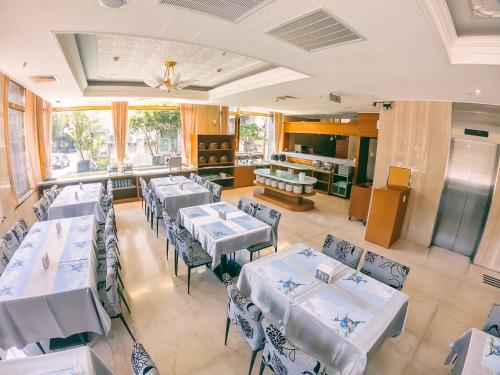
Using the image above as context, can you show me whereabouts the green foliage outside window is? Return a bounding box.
[239,123,266,152]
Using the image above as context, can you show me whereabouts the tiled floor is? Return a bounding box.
[62,188,500,373]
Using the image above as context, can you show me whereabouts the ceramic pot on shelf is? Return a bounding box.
[199,142,206,150]
[278,182,286,190]
[221,142,229,150]
[220,155,230,163]
[209,142,218,150]
[208,155,218,164]
[199,156,207,164]
[265,178,272,186]
[304,185,314,193]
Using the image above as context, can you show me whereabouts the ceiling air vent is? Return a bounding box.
[29,75,59,83]
[267,9,363,52]
[158,0,274,22]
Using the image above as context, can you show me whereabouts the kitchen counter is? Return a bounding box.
[283,152,355,167]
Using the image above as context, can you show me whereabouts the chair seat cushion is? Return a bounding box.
[246,241,273,253]
[181,242,212,267]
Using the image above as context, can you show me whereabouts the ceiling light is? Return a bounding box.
[469,89,482,96]
[99,0,127,9]
[144,60,196,93]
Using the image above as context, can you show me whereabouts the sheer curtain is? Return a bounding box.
[112,101,129,166]
[24,91,42,187]
[40,99,52,179]
[180,104,198,165]
[273,112,285,153]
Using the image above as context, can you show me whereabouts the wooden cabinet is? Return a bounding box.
[365,186,410,248]
[234,166,258,188]
[348,183,372,224]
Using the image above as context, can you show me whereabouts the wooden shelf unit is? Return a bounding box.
[191,134,236,189]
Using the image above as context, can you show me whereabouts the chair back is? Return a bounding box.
[483,303,500,338]
[255,204,281,247]
[322,234,364,269]
[106,237,120,269]
[171,226,196,259]
[261,318,329,374]
[222,273,264,350]
[360,251,410,290]
[131,342,160,375]
[1,230,20,260]
[0,239,11,276]
[32,199,48,222]
[10,219,29,244]
[162,212,176,241]
[210,183,222,203]
[194,175,204,185]
[105,260,121,316]
[189,172,197,181]
[237,197,258,216]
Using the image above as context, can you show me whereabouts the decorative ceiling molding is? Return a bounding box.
[419,0,500,65]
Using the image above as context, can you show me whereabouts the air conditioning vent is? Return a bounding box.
[276,95,298,102]
[266,9,363,52]
[29,75,59,83]
[158,0,274,22]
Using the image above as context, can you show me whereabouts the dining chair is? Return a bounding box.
[1,230,21,260]
[322,234,364,269]
[203,180,223,203]
[359,251,410,290]
[139,177,148,212]
[259,318,329,375]
[131,342,160,375]
[32,197,49,222]
[148,187,163,237]
[10,219,29,245]
[483,303,500,338]
[222,273,265,375]
[237,197,258,216]
[189,172,197,181]
[169,224,212,294]
[105,208,120,254]
[0,239,10,277]
[194,174,204,185]
[97,257,135,341]
[246,204,281,262]
[162,209,176,260]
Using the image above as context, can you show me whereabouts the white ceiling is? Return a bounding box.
[447,0,500,36]
[0,0,500,114]
[76,33,272,87]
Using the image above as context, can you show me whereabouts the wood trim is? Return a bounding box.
[2,76,19,205]
[53,105,180,112]
[8,102,25,112]
[238,111,272,117]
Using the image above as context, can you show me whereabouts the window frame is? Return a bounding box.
[4,80,31,202]
[232,108,273,153]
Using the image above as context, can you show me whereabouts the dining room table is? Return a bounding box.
[0,346,113,374]
[237,242,410,375]
[445,328,500,374]
[150,176,212,218]
[47,182,106,223]
[0,215,111,351]
[176,202,272,274]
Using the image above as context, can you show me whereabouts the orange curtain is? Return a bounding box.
[219,106,229,134]
[180,104,198,165]
[111,101,128,165]
[38,99,52,179]
[273,112,284,153]
[24,91,42,186]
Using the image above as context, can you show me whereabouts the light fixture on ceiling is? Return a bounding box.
[99,0,127,9]
[144,60,196,92]
[469,89,482,96]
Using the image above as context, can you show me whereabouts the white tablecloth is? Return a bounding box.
[0,346,113,374]
[237,243,409,375]
[445,328,500,374]
[48,183,106,223]
[150,177,212,218]
[0,216,111,350]
[177,202,272,268]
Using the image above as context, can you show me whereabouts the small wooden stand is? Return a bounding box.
[253,182,315,211]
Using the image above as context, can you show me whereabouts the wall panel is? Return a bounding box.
[372,101,452,247]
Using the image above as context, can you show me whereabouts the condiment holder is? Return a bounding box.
[79,182,84,190]
[316,263,335,284]
[41,253,50,270]
[298,172,305,182]
[74,191,79,200]
[218,210,227,220]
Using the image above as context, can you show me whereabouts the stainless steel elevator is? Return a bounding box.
[432,104,500,257]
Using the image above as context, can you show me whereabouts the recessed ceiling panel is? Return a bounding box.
[158,0,274,22]
[447,0,500,36]
[266,9,363,52]
[74,33,272,88]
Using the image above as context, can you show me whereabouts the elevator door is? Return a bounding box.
[433,139,499,257]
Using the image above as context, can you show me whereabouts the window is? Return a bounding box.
[127,108,182,167]
[51,110,112,178]
[7,81,30,198]
[238,113,273,157]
